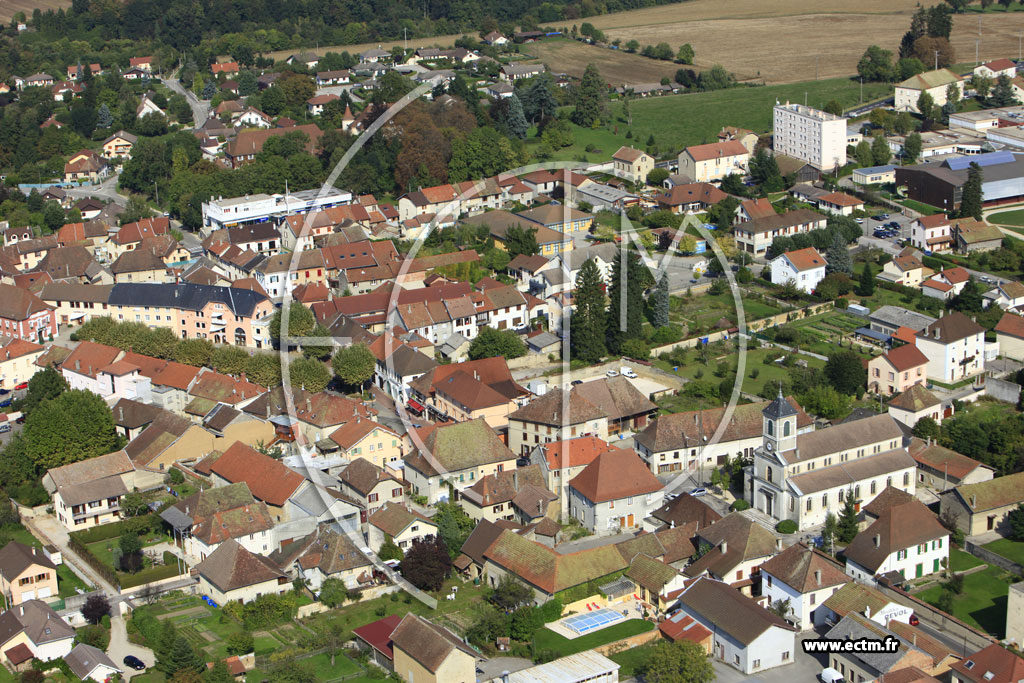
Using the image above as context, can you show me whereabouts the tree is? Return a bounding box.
[121,492,149,517]
[800,385,850,419]
[697,64,733,92]
[18,390,120,470]
[857,45,896,82]
[917,91,936,125]
[96,104,113,129]
[490,575,534,612]
[825,350,866,396]
[904,132,923,163]
[871,134,891,166]
[166,634,203,675]
[897,57,926,81]
[244,354,282,388]
[945,82,961,114]
[399,536,452,592]
[855,140,874,168]
[858,263,875,296]
[950,278,984,312]
[82,594,110,625]
[958,162,984,220]
[972,74,993,99]
[625,39,640,52]
[378,535,403,562]
[492,94,528,139]
[571,64,606,127]
[468,326,526,360]
[288,357,331,393]
[639,641,715,683]
[676,44,695,64]
[826,232,853,276]
[331,343,375,390]
[822,511,839,554]
[14,367,66,414]
[912,416,941,440]
[837,490,860,543]
[119,532,143,572]
[206,661,236,683]
[519,73,558,123]
[749,148,784,192]
[1008,503,1024,541]
[708,196,739,231]
[433,502,475,558]
[211,346,249,375]
[201,80,216,100]
[823,99,844,117]
[42,202,65,233]
[317,578,349,608]
[173,338,214,367]
[652,271,670,328]
[572,259,607,363]
[505,224,539,258]
[606,250,649,354]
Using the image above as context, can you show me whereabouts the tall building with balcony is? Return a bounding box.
[773,102,847,171]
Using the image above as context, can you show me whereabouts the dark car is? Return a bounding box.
[909,614,919,626]
[123,655,146,671]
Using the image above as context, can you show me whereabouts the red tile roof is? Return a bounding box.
[540,436,615,471]
[984,58,1017,71]
[63,341,121,378]
[818,191,863,207]
[949,642,1024,682]
[658,613,713,645]
[684,140,749,162]
[207,441,305,506]
[996,312,1024,340]
[881,343,929,372]
[352,614,402,660]
[568,448,662,503]
[917,214,950,228]
[781,247,826,272]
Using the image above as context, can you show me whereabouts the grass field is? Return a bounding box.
[988,209,1024,227]
[609,642,658,677]
[916,564,1011,637]
[950,548,985,572]
[541,78,892,161]
[533,619,654,657]
[984,539,1024,566]
[522,38,688,84]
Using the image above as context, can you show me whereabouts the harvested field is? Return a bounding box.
[522,39,685,85]
[0,0,70,22]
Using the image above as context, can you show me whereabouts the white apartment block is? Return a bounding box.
[772,102,848,171]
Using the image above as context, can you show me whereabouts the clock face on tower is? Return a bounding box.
[765,442,773,451]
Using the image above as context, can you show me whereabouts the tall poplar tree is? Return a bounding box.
[572,259,607,363]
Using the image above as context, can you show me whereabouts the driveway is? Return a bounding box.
[710,633,826,683]
[20,508,117,594]
[109,615,156,680]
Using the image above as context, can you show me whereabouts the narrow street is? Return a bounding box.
[108,615,156,680]
[64,172,126,207]
[20,506,118,595]
[163,74,210,126]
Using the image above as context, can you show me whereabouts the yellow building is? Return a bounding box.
[391,614,479,683]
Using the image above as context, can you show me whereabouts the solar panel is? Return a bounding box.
[945,151,1016,171]
[562,608,626,635]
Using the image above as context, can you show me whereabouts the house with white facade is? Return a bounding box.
[159,482,275,563]
[0,600,75,665]
[984,280,1024,310]
[677,141,750,183]
[844,496,949,583]
[895,69,964,114]
[759,542,850,631]
[567,448,664,535]
[195,539,290,605]
[911,213,953,253]
[673,577,797,675]
[974,58,1017,81]
[815,581,915,629]
[769,247,827,294]
[367,502,437,553]
[922,266,970,301]
[915,312,987,383]
[887,384,947,431]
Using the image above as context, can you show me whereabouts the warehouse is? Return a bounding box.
[895,151,1024,213]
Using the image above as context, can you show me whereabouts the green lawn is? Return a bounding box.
[983,539,1024,567]
[667,291,785,334]
[950,548,985,572]
[988,209,1024,227]
[541,77,892,162]
[916,564,1011,637]
[303,652,363,680]
[85,535,164,570]
[609,642,658,677]
[897,198,943,215]
[533,619,654,658]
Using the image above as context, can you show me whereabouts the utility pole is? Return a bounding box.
[1019,32,1022,61]
[860,77,863,104]
[404,27,408,52]
[935,50,940,71]
[976,39,980,66]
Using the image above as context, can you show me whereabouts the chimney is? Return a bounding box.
[305,398,312,413]
[502,672,510,683]
[75,359,80,371]
[670,520,675,529]
[864,605,871,619]
[815,569,821,586]
[118,407,123,421]
[19,606,23,617]
[873,534,880,548]
[970,494,977,508]
[775,538,782,551]
[719,540,727,554]
[513,471,518,490]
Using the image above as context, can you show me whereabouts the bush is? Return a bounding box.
[119,563,183,589]
[775,520,798,534]
[730,499,751,511]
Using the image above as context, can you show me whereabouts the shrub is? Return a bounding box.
[775,520,798,534]
[730,499,751,511]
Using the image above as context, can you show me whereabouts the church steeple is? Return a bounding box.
[763,386,797,454]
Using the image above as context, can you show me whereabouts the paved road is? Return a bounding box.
[64,173,125,207]
[21,507,118,594]
[164,75,210,126]
[846,96,895,118]
[109,615,156,680]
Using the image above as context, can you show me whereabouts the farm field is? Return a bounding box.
[541,0,1024,83]
[540,77,892,161]
[0,0,70,22]
[521,38,685,85]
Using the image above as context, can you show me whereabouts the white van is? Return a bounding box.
[820,667,845,683]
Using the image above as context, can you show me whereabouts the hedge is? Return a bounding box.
[120,563,182,589]
[776,520,798,534]
[68,514,159,544]
[67,533,120,589]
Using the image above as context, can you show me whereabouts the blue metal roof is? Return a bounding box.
[855,165,897,174]
[945,151,1015,171]
[854,327,890,342]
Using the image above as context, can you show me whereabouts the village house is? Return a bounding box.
[195,539,289,605]
[770,247,827,294]
[921,266,971,301]
[63,150,107,183]
[0,600,75,664]
[683,512,779,589]
[390,614,479,683]
[816,581,915,629]
[759,542,850,630]
[655,182,727,214]
[407,356,529,431]
[338,458,405,522]
[879,248,928,288]
[270,525,373,591]
[824,613,945,682]
[0,542,58,606]
[984,280,1024,311]
[65,643,123,682]
[915,312,987,383]
[868,344,929,396]
[367,502,438,553]
[328,418,402,470]
[568,448,663,535]
[887,384,947,431]
[530,436,615,519]
[910,214,953,253]
[45,451,148,531]
[974,58,1018,80]
[995,311,1024,360]
[459,465,556,525]
[939,470,1024,535]
[161,482,275,562]
[0,337,45,390]
[950,642,1024,683]
[844,495,949,583]
[909,438,993,491]
[100,130,137,160]
[403,418,518,503]
[674,577,796,674]
[508,389,609,457]
[677,140,750,183]
[895,69,963,113]
[611,145,654,183]
[734,209,828,255]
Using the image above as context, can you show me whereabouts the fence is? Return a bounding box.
[593,627,662,656]
[875,581,994,655]
[964,540,1024,575]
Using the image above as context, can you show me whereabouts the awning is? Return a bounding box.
[407,399,424,412]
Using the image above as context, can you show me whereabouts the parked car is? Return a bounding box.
[909,613,919,626]
[622,367,638,379]
[689,487,708,497]
[606,370,619,377]
[0,424,10,434]
[13,382,27,390]
[571,379,583,386]
[821,667,846,683]
[123,656,146,671]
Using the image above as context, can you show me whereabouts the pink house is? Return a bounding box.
[868,344,929,396]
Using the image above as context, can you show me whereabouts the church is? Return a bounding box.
[746,393,917,530]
